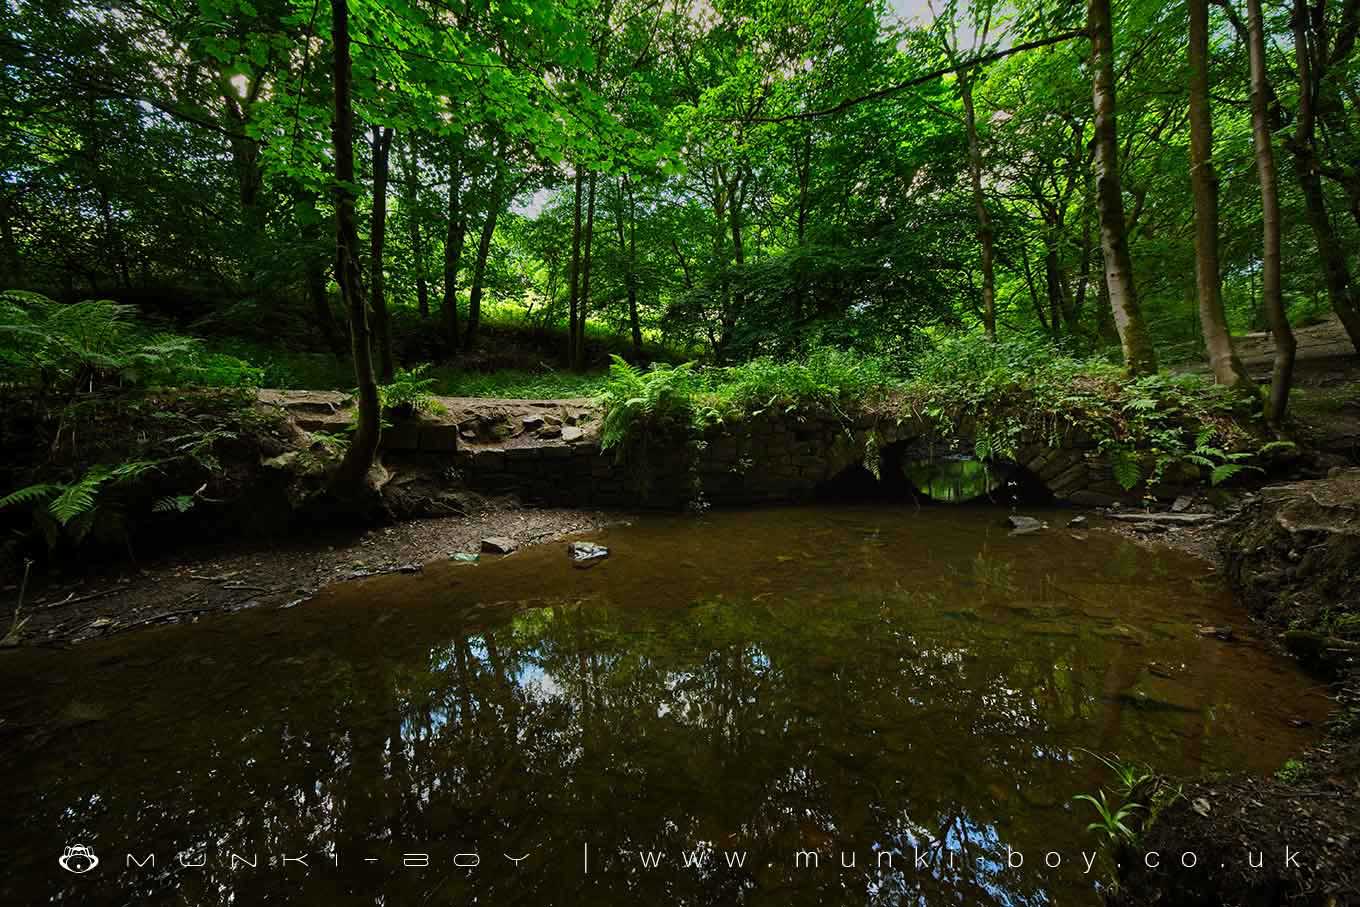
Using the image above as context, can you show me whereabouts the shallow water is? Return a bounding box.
[0,507,1329,906]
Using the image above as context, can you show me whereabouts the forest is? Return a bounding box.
[5,0,1359,403]
[3,1,1360,904]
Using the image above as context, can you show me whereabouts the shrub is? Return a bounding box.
[0,291,261,393]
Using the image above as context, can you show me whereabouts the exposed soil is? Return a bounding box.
[1104,472,1360,906]
[3,502,626,648]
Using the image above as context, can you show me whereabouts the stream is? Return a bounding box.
[0,506,1329,905]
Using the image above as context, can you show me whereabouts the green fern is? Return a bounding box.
[1210,463,1245,486]
[1112,450,1142,490]
[0,483,63,510]
[48,470,108,525]
[154,494,197,513]
[0,292,246,393]
[0,459,160,528]
[598,355,697,453]
[374,364,445,416]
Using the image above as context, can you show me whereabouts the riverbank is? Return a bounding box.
[3,502,624,648]
[1107,468,1360,907]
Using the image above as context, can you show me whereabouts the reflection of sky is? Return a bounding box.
[516,660,565,701]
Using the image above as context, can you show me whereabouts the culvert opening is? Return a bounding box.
[818,451,1054,506]
[901,457,1053,506]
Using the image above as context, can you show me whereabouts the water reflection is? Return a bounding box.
[0,507,1327,906]
[904,458,1001,503]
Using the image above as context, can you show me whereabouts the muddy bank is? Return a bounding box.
[4,503,624,648]
[1111,469,1360,907]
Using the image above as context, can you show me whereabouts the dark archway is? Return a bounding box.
[818,439,1055,505]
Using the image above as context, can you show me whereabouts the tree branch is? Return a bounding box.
[751,29,1087,124]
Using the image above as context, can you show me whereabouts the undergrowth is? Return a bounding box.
[597,335,1279,492]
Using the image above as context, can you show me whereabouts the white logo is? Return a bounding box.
[59,845,99,874]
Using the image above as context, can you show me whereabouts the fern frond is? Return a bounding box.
[0,483,62,510]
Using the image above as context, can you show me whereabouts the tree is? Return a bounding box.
[1087,0,1158,375]
[464,131,509,352]
[443,133,466,352]
[574,170,598,370]
[1286,0,1360,353]
[329,0,380,492]
[1246,0,1295,421]
[932,0,1000,341]
[369,124,395,382]
[397,137,431,319]
[1187,0,1254,392]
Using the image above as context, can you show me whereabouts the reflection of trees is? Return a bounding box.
[3,578,1254,906]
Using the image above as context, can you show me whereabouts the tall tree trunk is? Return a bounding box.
[794,131,812,348]
[574,171,597,371]
[960,72,997,341]
[0,192,20,287]
[726,171,745,357]
[1088,0,1158,374]
[369,125,395,382]
[1188,0,1255,393]
[304,255,344,358]
[1248,0,1295,422]
[1289,0,1360,353]
[1043,239,1066,338]
[297,196,345,358]
[464,169,504,352]
[619,174,642,356]
[1071,207,1094,330]
[442,138,465,352]
[399,138,430,318]
[567,167,584,366]
[330,0,380,490]
[95,185,131,289]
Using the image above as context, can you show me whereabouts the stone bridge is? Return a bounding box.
[263,390,1186,510]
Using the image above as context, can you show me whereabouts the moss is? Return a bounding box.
[1275,757,1310,784]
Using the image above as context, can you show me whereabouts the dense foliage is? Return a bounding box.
[1,0,1357,535]
[596,334,1284,495]
[4,0,1358,371]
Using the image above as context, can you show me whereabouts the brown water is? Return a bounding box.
[0,507,1328,906]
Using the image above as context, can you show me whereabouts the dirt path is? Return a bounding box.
[1188,317,1360,464]
[6,504,626,648]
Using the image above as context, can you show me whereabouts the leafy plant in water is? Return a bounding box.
[1080,749,1155,798]
[1073,790,1143,845]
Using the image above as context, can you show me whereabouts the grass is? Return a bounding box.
[428,367,608,399]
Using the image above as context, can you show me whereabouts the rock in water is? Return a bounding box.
[1005,515,1044,534]
[1067,515,1088,528]
[567,541,609,566]
[480,537,517,555]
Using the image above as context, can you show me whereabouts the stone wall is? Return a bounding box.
[422,408,1187,509]
[267,391,1196,510]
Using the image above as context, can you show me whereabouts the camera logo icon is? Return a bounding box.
[58,845,99,874]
